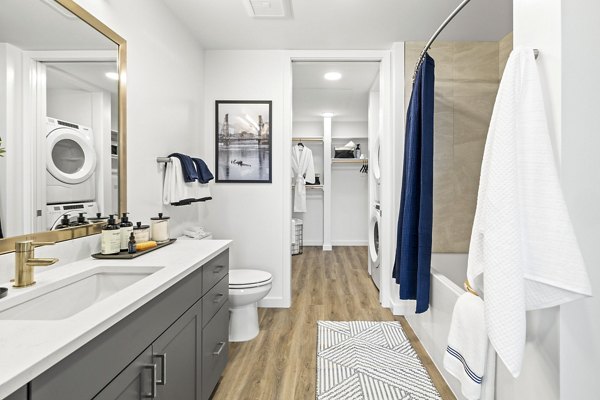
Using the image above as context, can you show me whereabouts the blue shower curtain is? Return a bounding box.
[393,53,435,314]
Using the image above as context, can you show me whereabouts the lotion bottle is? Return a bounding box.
[119,212,134,251]
[101,215,121,255]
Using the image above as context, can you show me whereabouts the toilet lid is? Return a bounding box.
[229,269,272,288]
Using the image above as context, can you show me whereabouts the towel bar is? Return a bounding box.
[464,280,480,297]
[157,157,171,163]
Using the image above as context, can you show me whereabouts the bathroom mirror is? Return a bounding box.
[0,0,127,254]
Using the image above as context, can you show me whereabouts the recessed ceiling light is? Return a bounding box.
[321,112,334,118]
[105,72,119,81]
[324,72,342,81]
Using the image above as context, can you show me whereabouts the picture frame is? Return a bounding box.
[215,100,272,183]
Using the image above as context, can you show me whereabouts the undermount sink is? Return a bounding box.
[0,266,163,320]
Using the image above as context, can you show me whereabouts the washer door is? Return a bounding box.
[369,211,381,264]
[47,127,97,184]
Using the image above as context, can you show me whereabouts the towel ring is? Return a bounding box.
[464,280,480,297]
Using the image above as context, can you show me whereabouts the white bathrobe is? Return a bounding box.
[291,145,315,213]
[467,47,592,378]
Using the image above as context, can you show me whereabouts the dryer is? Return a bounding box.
[369,203,382,290]
[46,202,98,230]
[46,118,97,204]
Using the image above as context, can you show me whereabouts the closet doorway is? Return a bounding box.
[289,60,385,292]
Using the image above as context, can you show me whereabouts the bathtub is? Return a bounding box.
[405,253,561,400]
[406,253,467,399]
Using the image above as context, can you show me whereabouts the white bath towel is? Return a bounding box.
[466,47,592,377]
[163,157,211,205]
[444,293,495,400]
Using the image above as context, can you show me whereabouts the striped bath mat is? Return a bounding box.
[317,321,441,400]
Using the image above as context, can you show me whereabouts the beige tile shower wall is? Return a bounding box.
[404,38,512,252]
[499,32,514,77]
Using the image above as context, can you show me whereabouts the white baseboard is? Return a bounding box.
[258,296,289,308]
[331,240,369,246]
[302,240,324,246]
[322,244,332,251]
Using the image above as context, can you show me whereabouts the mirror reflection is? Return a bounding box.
[0,0,120,239]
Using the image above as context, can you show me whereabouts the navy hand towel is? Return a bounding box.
[192,158,214,184]
[168,153,198,182]
[393,53,435,314]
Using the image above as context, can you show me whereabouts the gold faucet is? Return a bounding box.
[13,241,59,288]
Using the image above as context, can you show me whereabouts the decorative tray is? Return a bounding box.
[0,287,7,299]
[91,238,176,259]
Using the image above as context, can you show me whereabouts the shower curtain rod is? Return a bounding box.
[412,0,472,82]
[412,0,540,82]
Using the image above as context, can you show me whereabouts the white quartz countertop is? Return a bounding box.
[0,239,231,399]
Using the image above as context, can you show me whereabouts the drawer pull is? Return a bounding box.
[153,353,167,385]
[213,293,225,303]
[212,341,226,356]
[212,265,224,274]
[142,364,157,398]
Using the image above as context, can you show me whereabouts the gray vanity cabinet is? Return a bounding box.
[153,300,203,400]
[93,347,154,400]
[23,249,230,400]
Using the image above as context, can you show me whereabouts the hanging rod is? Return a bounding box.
[157,157,171,163]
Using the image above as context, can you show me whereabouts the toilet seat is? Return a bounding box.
[229,269,272,289]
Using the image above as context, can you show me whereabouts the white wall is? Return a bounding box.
[559,1,600,398]
[73,0,206,234]
[47,89,93,127]
[203,50,288,307]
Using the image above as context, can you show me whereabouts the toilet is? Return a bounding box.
[228,269,273,342]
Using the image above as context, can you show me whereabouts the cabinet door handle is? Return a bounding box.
[153,353,167,385]
[212,265,224,274]
[213,293,225,303]
[142,364,157,398]
[212,341,226,356]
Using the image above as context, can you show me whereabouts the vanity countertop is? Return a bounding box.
[0,239,231,399]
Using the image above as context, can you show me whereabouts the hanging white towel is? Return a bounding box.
[291,145,315,212]
[466,47,592,378]
[444,293,495,400]
[163,157,211,205]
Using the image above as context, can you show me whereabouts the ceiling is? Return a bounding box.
[293,62,380,122]
[163,0,512,50]
[46,62,118,95]
[0,0,115,51]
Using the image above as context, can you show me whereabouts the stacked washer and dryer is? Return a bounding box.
[368,135,382,290]
[45,117,99,230]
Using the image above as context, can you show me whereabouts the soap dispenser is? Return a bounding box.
[72,212,89,226]
[119,212,134,251]
[101,215,121,255]
[55,214,71,230]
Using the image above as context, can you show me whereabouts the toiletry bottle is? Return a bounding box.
[73,212,89,226]
[128,232,137,254]
[101,215,121,255]
[355,144,361,159]
[55,215,71,229]
[119,212,134,251]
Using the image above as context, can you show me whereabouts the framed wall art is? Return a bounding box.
[215,100,272,183]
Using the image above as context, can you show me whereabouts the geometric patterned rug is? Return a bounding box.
[317,321,442,400]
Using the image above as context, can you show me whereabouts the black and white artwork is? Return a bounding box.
[215,100,272,183]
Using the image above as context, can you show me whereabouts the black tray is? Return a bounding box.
[0,287,7,299]
[91,238,176,259]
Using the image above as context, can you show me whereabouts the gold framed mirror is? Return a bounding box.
[0,0,127,254]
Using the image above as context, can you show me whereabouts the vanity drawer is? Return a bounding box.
[202,274,229,327]
[202,249,229,294]
[201,302,229,400]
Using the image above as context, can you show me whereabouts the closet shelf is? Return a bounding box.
[292,137,323,142]
[331,136,369,140]
[332,159,368,164]
[292,185,324,190]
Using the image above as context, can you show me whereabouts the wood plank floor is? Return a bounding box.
[212,246,455,400]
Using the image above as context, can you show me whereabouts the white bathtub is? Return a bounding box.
[406,253,468,399]
[405,253,561,400]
